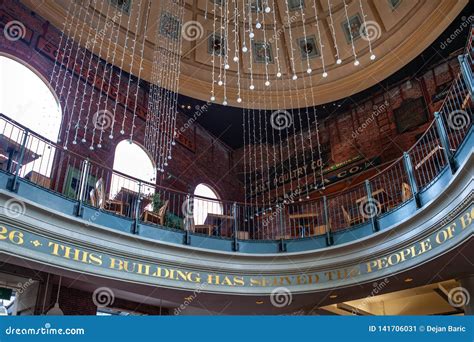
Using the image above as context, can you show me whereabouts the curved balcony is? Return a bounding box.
[0,42,472,298]
[0,63,472,254]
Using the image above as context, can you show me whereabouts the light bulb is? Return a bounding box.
[370,54,376,60]
[108,134,113,139]
[336,58,342,64]
[233,56,239,62]
[292,74,298,80]
[306,68,312,74]
[249,32,254,39]
[223,99,228,106]
[276,72,282,77]
[81,138,86,143]
[249,84,255,90]
[224,64,230,70]
[265,6,271,13]
[256,22,262,29]
[265,80,270,86]
[237,97,242,103]
[354,59,360,66]
[218,80,223,86]
[242,46,248,53]
[97,143,102,148]
[322,72,328,78]
[89,146,94,151]
[120,129,125,134]
[72,140,77,145]
[210,95,216,101]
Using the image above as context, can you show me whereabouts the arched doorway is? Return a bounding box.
[193,183,223,225]
[111,140,156,209]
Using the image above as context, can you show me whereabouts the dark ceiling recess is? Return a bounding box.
[177,3,472,149]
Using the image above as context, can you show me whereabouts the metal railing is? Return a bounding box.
[0,37,472,247]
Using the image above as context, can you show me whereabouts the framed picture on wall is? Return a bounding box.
[393,97,429,133]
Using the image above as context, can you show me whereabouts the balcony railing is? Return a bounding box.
[0,32,472,249]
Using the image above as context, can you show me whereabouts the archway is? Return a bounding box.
[193,183,223,225]
[0,55,62,179]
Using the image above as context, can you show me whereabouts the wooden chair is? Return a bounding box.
[89,178,123,215]
[310,225,327,236]
[186,217,215,236]
[401,182,412,202]
[96,178,124,215]
[142,200,169,226]
[341,206,363,226]
[237,231,250,240]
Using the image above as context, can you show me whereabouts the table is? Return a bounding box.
[204,213,234,237]
[0,134,41,172]
[113,187,151,218]
[288,212,325,237]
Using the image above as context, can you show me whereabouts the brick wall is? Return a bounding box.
[0,0,242,202]
[0,0,462,205]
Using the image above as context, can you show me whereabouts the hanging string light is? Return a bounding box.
[144,0,184,171]
[327,0,342,64]
[358,0,376,61]
[342,0,360,66]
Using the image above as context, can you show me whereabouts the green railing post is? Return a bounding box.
[434,112,458,173]
[7,129,29,193]
[403,152,421,208]
[279,205,286,252]
[133,181,142,234]
[74,158,90,217]
[323,196,333,246]
[364,180,379,232]
[184,193,191,245]
[232,202,239,251]
[458,54,474,99]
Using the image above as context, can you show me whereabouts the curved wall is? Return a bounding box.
[0,146,471,295]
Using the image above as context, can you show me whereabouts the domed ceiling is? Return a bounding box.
[23,0,467,109]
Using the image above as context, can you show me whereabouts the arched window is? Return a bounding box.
[111,140,156,199]
[193,184,223,225]
[0,56,61,141]
[0,55,61,178]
